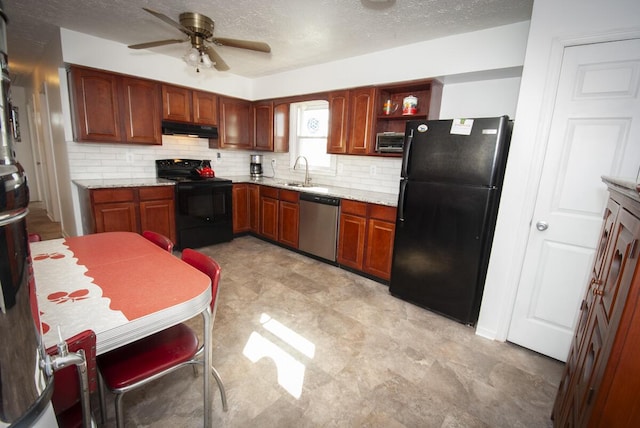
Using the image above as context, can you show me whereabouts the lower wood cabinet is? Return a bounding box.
[552,180,640,427]
[232,184,251,233]
[337,199,396,281]
[259,186,279,241]
[78,185,175,243]
[278,190,299,249]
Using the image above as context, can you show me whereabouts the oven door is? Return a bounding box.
[175,182,233,249]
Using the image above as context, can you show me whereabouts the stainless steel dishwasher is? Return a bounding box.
[298,193,341,262]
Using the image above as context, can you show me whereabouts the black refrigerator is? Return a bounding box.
[389,116,511,325]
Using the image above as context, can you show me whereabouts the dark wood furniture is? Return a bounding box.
[552,179,640,427]
[78,185,176,243]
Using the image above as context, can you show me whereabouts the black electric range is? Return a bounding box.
[156,159,233,250]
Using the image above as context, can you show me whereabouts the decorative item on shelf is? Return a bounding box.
[402,95,418,116]
[382,99,398,116]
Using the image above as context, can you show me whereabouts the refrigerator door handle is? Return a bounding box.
[398,179,407,222]
[401,128,414,178]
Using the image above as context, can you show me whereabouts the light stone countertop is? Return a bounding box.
[73,178,176,189]
[73,176,399,207]
[224,175,399,207]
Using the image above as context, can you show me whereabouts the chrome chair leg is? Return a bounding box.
[211,365,228,411]
[98,373,107,424]
[114,393,125,428]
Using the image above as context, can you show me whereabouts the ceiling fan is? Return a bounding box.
[128,8,271,72]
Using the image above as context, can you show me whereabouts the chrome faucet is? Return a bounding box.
[293,156,310,186]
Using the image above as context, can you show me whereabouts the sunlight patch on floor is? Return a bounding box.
[242,313,316,399]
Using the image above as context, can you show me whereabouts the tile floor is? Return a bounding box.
[106,236,564,427]
[25,208,564,427]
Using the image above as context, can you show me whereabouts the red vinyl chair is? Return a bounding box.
[28,233,42,242]
[97,249,227,427]
[46,330,97,428]
[142,230,174,252]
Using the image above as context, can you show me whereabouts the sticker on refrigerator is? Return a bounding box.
[450,118,474,135]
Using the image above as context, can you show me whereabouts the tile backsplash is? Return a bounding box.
[68,135,402,195]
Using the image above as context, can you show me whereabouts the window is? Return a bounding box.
[289,100,335,174]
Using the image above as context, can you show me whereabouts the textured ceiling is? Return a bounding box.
[3,0,533,86]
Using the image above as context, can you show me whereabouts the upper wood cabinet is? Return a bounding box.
[253,100,274,151]
[121,77,162,144]
[69,66,161,145]
[219,96,252,150]
[327,90,350,154]
[192,90,218,125]
[162,85,218,125]
[347,87,376,155]
[273,102,289,153]
[161,85,192,122]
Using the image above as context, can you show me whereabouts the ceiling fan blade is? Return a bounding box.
[213,38,271,53]
[142,7,194,36]
[204,46,230,71]
[128,39,186,50]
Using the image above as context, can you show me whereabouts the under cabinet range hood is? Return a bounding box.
[161,121,218,139]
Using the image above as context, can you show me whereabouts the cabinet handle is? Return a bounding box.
[593,287,604,296]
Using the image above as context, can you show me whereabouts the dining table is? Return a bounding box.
[30,231,214,427]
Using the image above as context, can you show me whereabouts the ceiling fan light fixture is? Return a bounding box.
[183,47,200,65]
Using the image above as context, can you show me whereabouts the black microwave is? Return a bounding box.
[375,132,405,153]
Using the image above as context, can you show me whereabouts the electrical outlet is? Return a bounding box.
[215,152,222,163]
[369,165,377,176]
[271,158,276,167]
[125,152,134,164]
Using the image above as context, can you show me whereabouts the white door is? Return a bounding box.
[507,38,640,361]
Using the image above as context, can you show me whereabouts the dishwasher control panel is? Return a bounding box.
[299,193,340,206]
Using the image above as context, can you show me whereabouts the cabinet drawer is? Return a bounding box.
[279,189,299,203]
[368,204,396,222]
[341,199,367,217]
[139,186,175,201]
[91,188,135,204]
[260,186,279,199]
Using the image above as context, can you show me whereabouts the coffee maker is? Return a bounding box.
[250,154,263,178]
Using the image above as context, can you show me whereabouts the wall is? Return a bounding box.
[252,22,530,99]
[476,0,640,340]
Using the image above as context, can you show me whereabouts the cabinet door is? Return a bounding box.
[348,87,376,155]
[279,201,299,248]
[94,202,137,233]
[139,199,176,243]
[219,97,252,149]
[337,212,366,270]
[162,85,192,122]
[121,77,162,144]
[364,218,396,280]
[260,197,279,241]
[273,102,289,153]
[70,67,122,142]
[253,101,274,151]
[327,90,349,154]
[192,91,218,125]
[232,184,250,233]
[249,184,260,233]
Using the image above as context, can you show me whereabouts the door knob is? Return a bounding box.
[536,221,549,231]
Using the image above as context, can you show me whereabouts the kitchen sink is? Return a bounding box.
[277,181,329,193]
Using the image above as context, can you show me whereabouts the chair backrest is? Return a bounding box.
[28,233,42,242]
[142,230,174,252]
[46,329,97,427]
[181,249,221,312]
